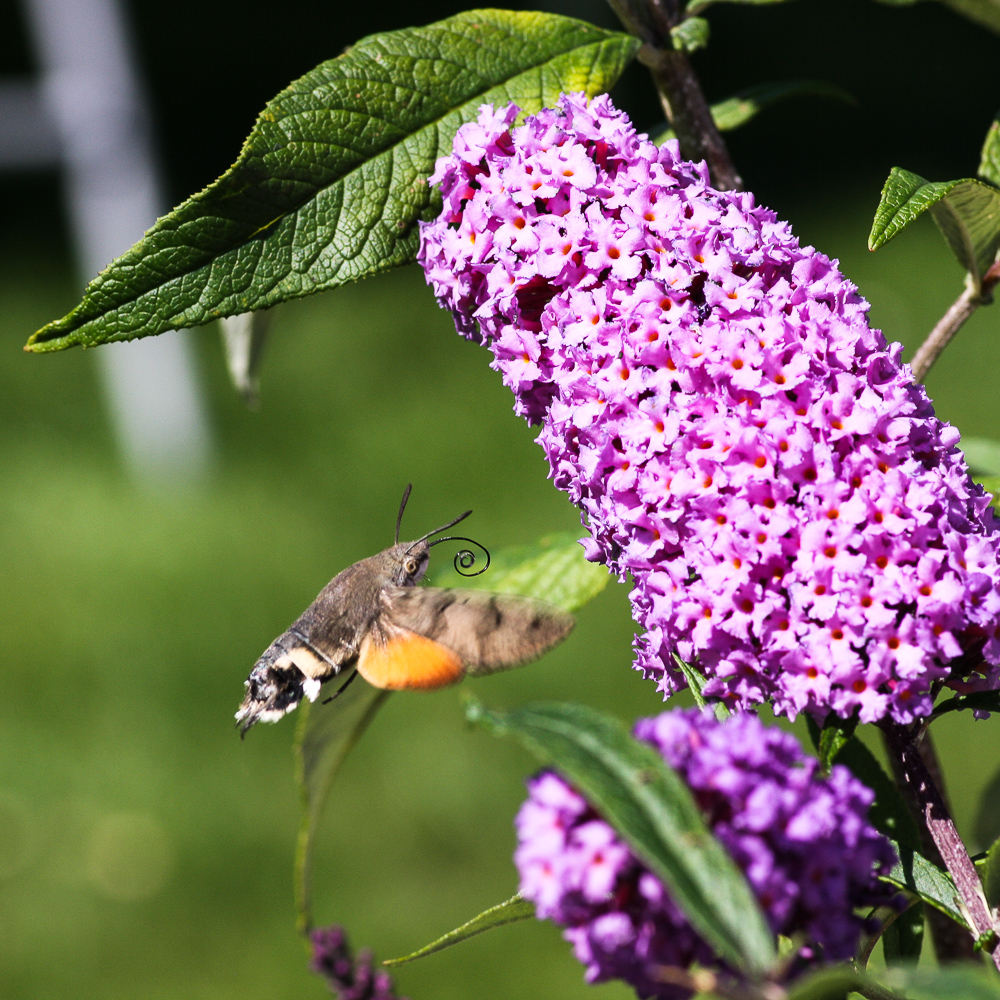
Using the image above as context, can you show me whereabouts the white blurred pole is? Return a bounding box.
[20,0,212,483]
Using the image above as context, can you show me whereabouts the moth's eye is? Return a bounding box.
[405,558,419,575]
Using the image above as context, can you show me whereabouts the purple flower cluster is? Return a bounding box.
[419,93,1000,724]
[515,710,896,997]
[310,926,406,1000]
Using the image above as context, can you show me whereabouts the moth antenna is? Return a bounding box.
[407,508,473,549]
[428,534,491,577]
[395,484,413,545]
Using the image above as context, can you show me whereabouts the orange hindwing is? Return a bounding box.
[356,630,464,690]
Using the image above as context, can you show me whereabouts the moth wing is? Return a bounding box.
[381,586,575,676]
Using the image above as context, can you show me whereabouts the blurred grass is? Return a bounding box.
[1,192,999,998]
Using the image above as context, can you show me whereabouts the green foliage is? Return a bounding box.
[686,0,795,16]
[651,80,850,144]
[868,166,1000,292]
[433,532,609,613]
[978,833,1000,907]
[939,0,1000,36]
[26,10,639,353]
[784,965,881,1000]
[383,894,534,967]
[466,699,777,976]
[980,115,1000,187]
[883,837,969,927]
[881,964,1000,999]
[974,761,1000,860]
[671,16,711,52]
[880,900,926,965]
[806,712,858,777]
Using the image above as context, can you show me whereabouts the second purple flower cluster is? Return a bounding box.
[515,710,897,998]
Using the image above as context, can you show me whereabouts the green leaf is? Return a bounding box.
[671,653,731,721]
[882,837,969,928]
[785,965,881,1000]
[466,699,777,974]
[868,167,1000,290]
[671,16,711,53]
[650,79,850,145]
[686,0,795,16]
[962,436,1000,476]
[709,80,853,132]
[383,893,534,966]
[881,964,1000,1000]
[939,0,1000,37]
[433,532,609,613]
[979,833,1000,908]
[974,761,1000,861]
[808,712,858,777]
[293,684,393,934]
[881,898,926,965]
[980,115,1000,187]
[27,10,639,352]
[932,689,1000,717]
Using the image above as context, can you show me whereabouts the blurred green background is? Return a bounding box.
[2,0,1000,998]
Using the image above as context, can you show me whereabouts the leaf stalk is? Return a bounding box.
[910,260,1000,381]
[881,721,1000,969]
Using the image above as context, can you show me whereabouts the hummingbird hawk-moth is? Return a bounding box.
[235,486,575,734]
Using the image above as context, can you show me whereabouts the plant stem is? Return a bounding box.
[910,262,999,382]
[881,728,977,961]
[881,722,999,969]
[603,0,742,190]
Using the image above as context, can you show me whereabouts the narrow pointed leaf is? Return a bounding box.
[434,532,608,613]
[709,80,853,132]
[932,689,1000,716]
[466,699,777,974]
[294,685,393,933]
[980,115,1000,187]
[687,0,794,15]
[383,894,534,966]
[651,79,850,144]
[882,838,969,927]
[27,10,639,352]
[671,652,731,721]
[868,167,1000,288]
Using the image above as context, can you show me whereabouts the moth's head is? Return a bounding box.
[384,540,431,586]
[390,484,483,585]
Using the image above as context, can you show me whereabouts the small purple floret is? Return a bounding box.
[310,925,406,1000]
[419,93,1000,724]
[514,710,897,997]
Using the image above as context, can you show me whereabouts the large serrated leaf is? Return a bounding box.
[383,893,534,966]
[27,11,639,352]
[467,700,777,975]
[433,531,609,613]
[868,167,1000,290]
